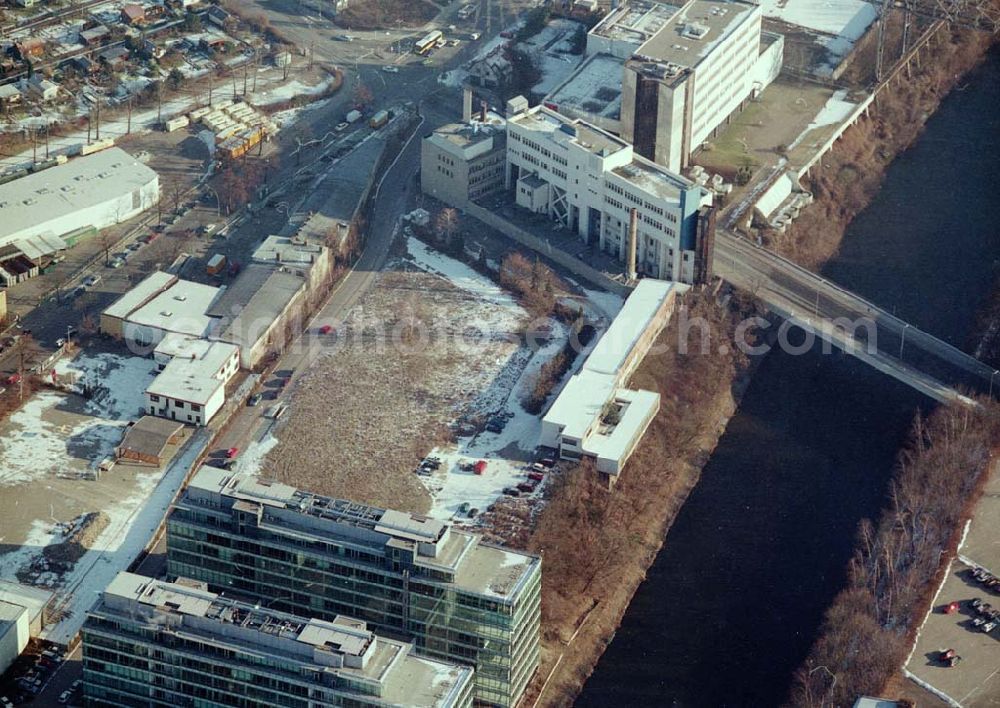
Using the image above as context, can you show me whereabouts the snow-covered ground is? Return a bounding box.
[759,0,878,75]
[0,353,153,486]
[520,20,586,96]
[402,238,618,522]
[788,89,860,150]
[40,429,208,645]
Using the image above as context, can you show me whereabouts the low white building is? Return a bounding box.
[541,279,684,484]
[506,105,712,283]
[0,147,159,250]
[0,601,29,677]
[144,340,239,426]
[101,271,223,351]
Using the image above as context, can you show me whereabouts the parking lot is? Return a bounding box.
[906,462,1000,706]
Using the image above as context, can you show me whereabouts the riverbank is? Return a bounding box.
[766,26,996,270]
[520,290,763,706]
[529,26,1000,708]
[788,399,1000,706]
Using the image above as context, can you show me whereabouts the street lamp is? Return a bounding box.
[990,370,998,399]
[899,323,909,360]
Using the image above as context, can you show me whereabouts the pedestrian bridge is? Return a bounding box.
[713,231,997,404]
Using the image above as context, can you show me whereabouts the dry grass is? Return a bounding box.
[260,266,524,514]
[520,290,761,706]
[764,27,996,269]
[788,401,1000,707]
[335,0,440,29]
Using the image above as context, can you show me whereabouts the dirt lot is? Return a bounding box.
[257,251,530,514]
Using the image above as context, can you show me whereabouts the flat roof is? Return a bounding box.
[127,278,221,339]
[154,333,214,360]
[543,368,618,440]
[510,106,630,157]
[117,416,185,460]
[590,0,682,46]
[0,580,53,624]
[584,387,659,463]
[585,279,675,375]
[0,147,157,247]
[252,235,326,267]
[184,469,540,600]
[144,341,237,405]
[611,155,695,201]
[547,53,625,121]
[98,573,472,706]
[102,271,176,321]
[638,0,758,68]
[426,121,505,160]
[215,268,304,347]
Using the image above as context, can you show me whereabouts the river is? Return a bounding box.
[576,47,1000,707]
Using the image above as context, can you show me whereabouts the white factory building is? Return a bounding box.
[541,279,684,485]
[545,0,783,172]
[0,147,159,249]
[506,105,712,284]
[144,339,240,426]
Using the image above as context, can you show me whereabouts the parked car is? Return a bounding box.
[335,122,349,132]
[539,457,556,468]
[502,487,520,497]
[109,258,125,269]
[528,472,544,482]
[334,34,354,42]
[382,65,399,73]
[247,393,263,407]
[319,324,335,335]
[225,447,239,459]
[468,507,478,518]
[84,274,101,287]
[517,481,535,493]
[473,460,487,475]
[459,502,470,514]
[59,690,72,704]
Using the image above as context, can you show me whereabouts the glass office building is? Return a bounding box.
[166,468,541,707]
[82,572,474,707]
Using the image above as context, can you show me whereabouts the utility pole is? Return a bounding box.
[157,84,162,124]
[86,111,91,144]
[44,123,49,159]
[126,96,132,134]
[243,63,248,96]
[209,74,214,106]
[95,98,101,141]
[30,127,36,163]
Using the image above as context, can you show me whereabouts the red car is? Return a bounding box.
[319,324,335,335]
[473,460,487,475]
[528,472,544,482]
[6,373,21,385]
[225,447,239,459]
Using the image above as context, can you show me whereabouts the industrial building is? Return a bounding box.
[421,118,507,207]
[166,468,541,708]
[545,0,783,172]
[0,581,54,676]
[143,340,239,426]
[0,147,159,250]
[506,105,712,283]
[100,271,222,350]
[82,572,475,708]
[541,279,684,484]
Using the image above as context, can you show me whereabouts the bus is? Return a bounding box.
[414,30,443,55]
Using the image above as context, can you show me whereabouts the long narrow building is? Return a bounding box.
[82,572,474,707]
[166,468,541,708]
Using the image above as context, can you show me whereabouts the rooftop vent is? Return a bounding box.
[173,295,187,301]
[161,311,173,317]
[682,22,709,39]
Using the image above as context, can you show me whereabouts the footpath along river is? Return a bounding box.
[576,47,1000,707]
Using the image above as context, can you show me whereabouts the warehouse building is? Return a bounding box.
[547,0,783,172]
[0,147,158,250]
[541,279,683,484]
[100,271,222,351]
[167,469,541,708]
[421,118,507,208]
[0,581,54,675]
[506,105,711,283]
[82,572,475,708]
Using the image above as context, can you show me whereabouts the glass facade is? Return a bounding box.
[81,596,475,708]
[166,500,540,708]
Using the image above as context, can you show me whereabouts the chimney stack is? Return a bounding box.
[462,87,473,123]
[627,208,638,281]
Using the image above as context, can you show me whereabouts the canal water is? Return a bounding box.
[576,47,1000,707]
